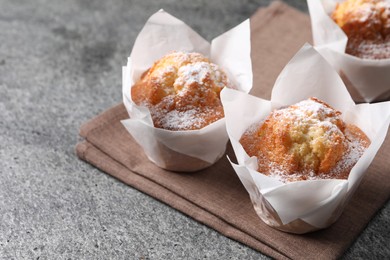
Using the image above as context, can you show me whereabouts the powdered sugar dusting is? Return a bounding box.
[241,98,370,183]
[151,100,223,131]
[174,61,228,96]
[332,0,390,59]
[325,130,366,178]
[132,51,231,131]
[157,108,205,130]
[265,115,367,182]
[176,62,208,87]
[262,132,366,183]
[347,40,390,59]
[276,98,344,141]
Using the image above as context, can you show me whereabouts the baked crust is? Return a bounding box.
[331,0,390,59]
[240,97,370,182]
[131,51,230,130]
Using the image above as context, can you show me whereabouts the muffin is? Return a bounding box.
[121,10,252,172]
[240,97,370,183]
[131,51,231,131]
[331,0,390,59]
[222,44,390,233]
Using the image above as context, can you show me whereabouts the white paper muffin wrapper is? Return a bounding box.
[121,10,252,171]
[221,44,390,233]
[307,0,390,103]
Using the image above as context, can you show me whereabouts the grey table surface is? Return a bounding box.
[0,0,389,259]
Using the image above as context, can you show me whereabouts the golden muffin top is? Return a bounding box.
[131,51,230,130]
[240,97,370,182]
[332,0,390,59]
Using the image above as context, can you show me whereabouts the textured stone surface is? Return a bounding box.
[0,0,388,259]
